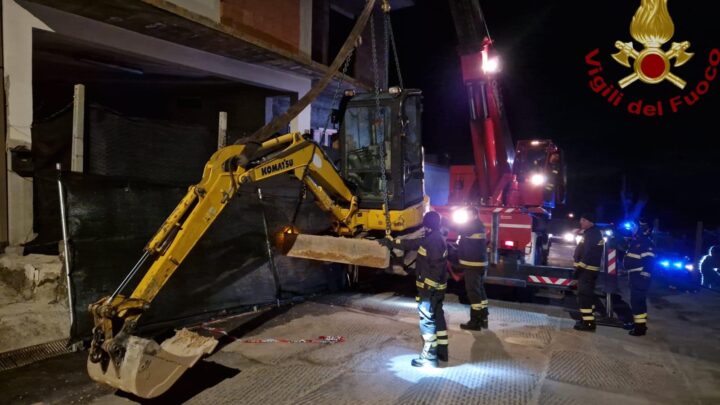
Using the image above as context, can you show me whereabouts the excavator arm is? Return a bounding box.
[86,132,422,398]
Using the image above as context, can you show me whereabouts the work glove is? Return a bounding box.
[377,236,395,249]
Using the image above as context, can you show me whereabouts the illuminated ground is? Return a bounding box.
[2,285,719,404]
[111,287,720,404]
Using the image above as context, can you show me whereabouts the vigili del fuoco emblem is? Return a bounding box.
[612,0,693,89]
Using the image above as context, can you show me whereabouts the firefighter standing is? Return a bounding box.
[573,213,604,331]
[379,211,449,367]
[622,219,655,336]
[457,208,489,331]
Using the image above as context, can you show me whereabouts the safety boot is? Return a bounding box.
[436,345,448,362]
[480,308,489,329]
[460,309,483,331]
[573,320,596,332]
[411,342,438,368]
[629,324,647,336]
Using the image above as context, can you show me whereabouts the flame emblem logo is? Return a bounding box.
[612,0,693,89]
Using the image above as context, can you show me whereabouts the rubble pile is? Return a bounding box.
[0,247,70,352]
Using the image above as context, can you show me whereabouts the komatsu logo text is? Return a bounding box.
[260,159,293,177]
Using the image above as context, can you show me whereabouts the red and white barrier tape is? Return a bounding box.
[200,325,345,344]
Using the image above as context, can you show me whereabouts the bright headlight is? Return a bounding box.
[530,174,547,186]
[452,209,470,224]
[563,232,575,243]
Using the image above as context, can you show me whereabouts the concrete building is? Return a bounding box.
[1,0,407,248]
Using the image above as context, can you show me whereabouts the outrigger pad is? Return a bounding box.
[87,329,218,399]
[286,234,390,269]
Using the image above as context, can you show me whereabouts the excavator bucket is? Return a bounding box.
[87,329,217,399]
[285,234,390,268]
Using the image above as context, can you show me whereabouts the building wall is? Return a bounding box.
[3,0,313,245]
[220,0,301,53]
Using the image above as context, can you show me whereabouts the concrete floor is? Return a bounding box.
[2,284,719,404]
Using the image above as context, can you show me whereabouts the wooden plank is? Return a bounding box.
[71,84,85,173]
[286,234,390,269]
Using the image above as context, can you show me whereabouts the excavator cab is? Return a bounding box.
[339,88,425,211]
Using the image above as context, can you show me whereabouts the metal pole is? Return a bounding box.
[490,211,499,265]
[694,221,704,265]
[602,240,613,318]
[258,188,281,298]
[56,164,75,331]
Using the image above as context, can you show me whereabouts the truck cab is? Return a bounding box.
[513,139,566,209]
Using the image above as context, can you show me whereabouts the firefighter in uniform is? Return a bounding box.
[457,208,489,331]
[622,219,655,336]
[573,213,604,331]
[379,211,448,367]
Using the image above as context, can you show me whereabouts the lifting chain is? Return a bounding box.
[371,6,392,236]
[384,9,404,89]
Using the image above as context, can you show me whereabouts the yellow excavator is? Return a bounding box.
[86,87,429,397]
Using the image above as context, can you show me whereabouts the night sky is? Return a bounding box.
[391,0,720,234]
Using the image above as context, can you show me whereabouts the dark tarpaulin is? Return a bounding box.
[30,103,216,250]
[85,104,214,185]
[31,101,339,339]
[53,171,335,339]
[30,105,73,251]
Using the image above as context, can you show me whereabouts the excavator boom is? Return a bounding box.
[87,123,426,397]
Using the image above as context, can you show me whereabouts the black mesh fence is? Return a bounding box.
[85,104,214,184]
[31,101,338,339]
[51,171,335,340]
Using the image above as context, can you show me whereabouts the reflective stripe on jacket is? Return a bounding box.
[397,229,448,285]
[624,235,655,276]
[458,219,488,268]
[573,226,604,271]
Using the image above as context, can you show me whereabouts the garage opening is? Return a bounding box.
[30,29,297,249]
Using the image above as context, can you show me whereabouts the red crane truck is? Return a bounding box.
[434,0,574,290]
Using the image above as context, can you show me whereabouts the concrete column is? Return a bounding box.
[299,0,313,59]
[0,0,8,248]
[3,0,52,245]
[289,85,311,133]
[217,111,227,149]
